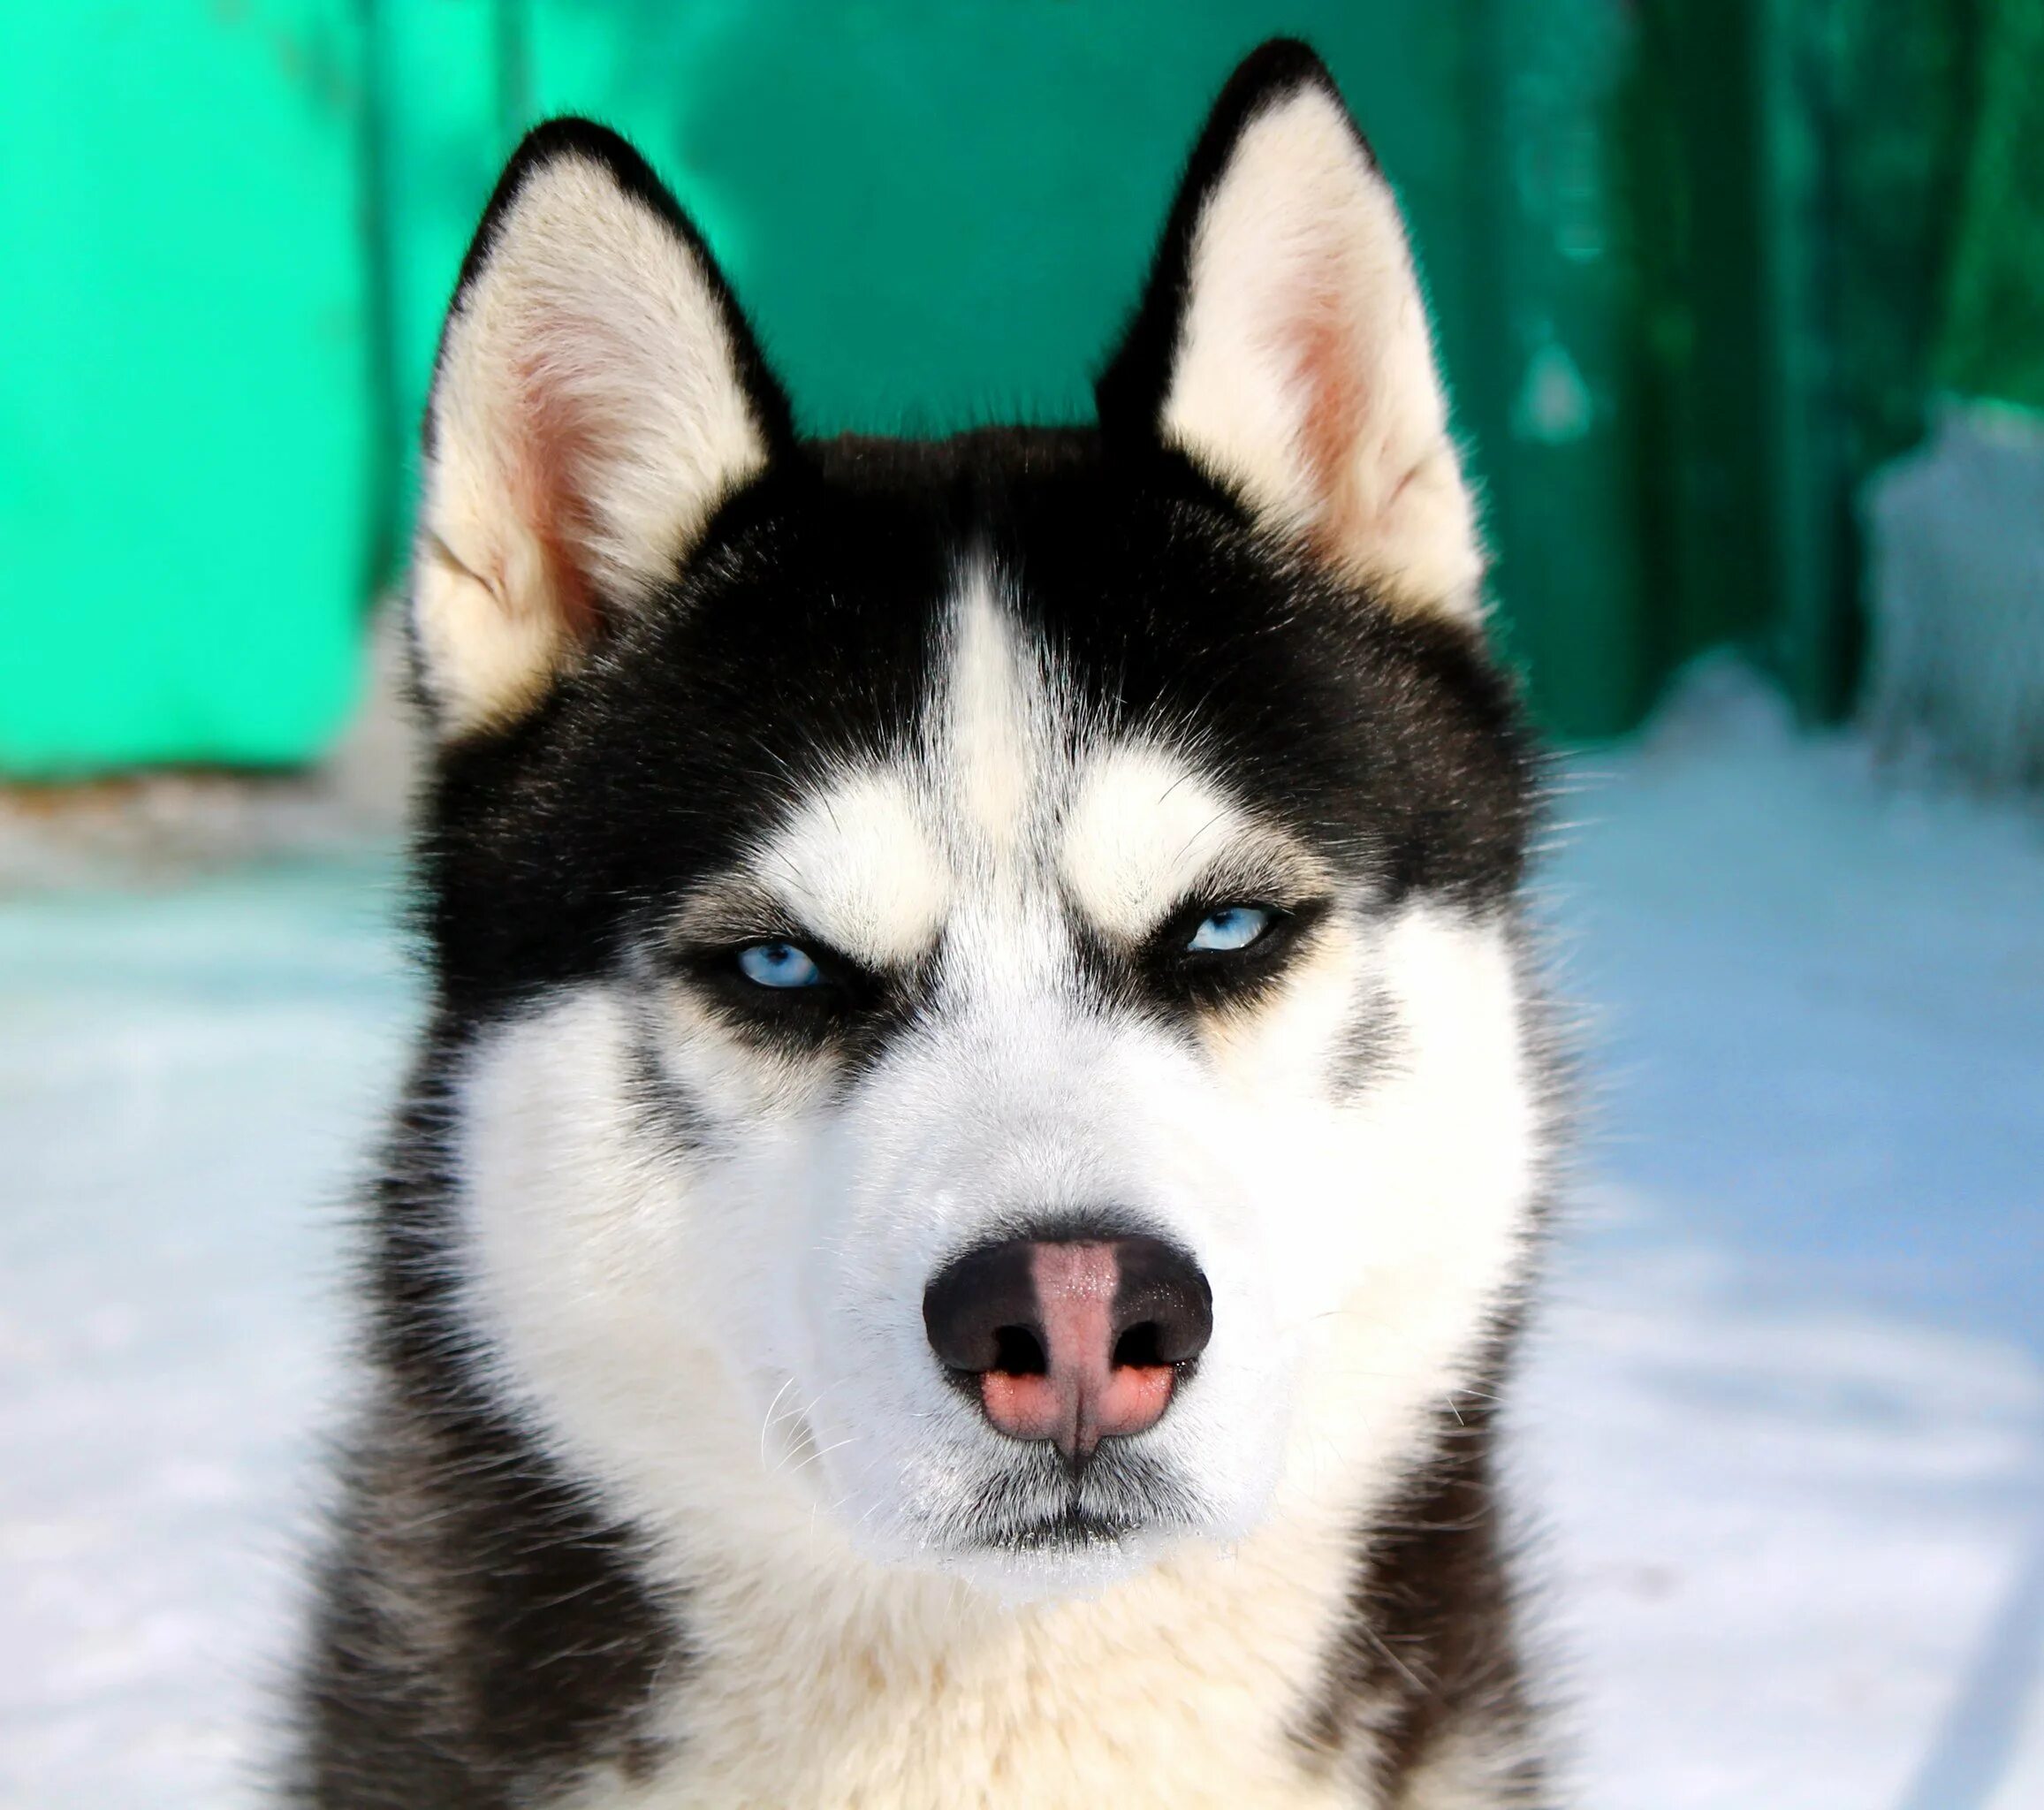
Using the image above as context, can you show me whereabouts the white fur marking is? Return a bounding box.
[752,770,951,967]
[943,571,1040,853]
[1060,744,1288,939]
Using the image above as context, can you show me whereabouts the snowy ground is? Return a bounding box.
[3,665,2040,1807]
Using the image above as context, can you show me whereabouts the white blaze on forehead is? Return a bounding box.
[1060,744,1260,939]
[754,769,950,966]
[940,567,1045,854]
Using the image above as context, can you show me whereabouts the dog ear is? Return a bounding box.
[412,120,791,739]
[1097,42,1483,626]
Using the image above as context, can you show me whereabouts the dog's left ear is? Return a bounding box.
[1098,42,1483,625]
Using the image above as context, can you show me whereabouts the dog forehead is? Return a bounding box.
[739,567,1271,957]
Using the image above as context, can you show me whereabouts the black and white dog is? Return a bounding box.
[293,39,1555,1808]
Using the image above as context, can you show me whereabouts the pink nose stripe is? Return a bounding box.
[976,1242,1177,1459]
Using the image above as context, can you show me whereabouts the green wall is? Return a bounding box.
[11,1,2000,772]
[0,2,375,773]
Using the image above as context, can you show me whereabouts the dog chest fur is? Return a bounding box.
[570,1527,1367,1808]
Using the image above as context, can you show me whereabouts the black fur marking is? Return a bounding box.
[1329,977,1403,1102]
[289,1044,686,1806]
[1295,1335,1550,1803]
[623,991,716,1161]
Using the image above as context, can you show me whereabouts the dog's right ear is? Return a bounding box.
[412,121,790,740]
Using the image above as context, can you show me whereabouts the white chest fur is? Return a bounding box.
[563,1516,1376,1810]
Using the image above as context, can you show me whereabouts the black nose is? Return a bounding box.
[922,1231,1212,1459]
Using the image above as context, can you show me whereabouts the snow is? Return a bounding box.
[3,662,2040,1806]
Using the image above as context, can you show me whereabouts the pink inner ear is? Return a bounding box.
[508,346,603,641]
[1288,273,1372,555]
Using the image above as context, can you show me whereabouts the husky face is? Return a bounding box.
[407,49,1541,1601]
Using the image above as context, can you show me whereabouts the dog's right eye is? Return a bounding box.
[735,940,825,990]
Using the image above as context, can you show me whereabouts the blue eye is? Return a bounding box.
[736,940,824,989]
[1187,905,1273,954]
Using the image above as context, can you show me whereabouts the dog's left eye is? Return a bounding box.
[736,940,824,989]
[1186,905,1274,954]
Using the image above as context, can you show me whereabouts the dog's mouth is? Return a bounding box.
[991,1502,1152,1554]
[937,1439,1206,1559]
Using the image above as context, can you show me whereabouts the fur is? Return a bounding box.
[292,39,1558,1809]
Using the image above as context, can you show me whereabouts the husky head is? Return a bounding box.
[406,42,1543,1598]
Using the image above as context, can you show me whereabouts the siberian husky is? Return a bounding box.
[293,39,1557,1808]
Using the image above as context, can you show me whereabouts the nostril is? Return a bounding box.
[991,1324,1047,1376]
[1112,1321,1165,1369]
[923,1238,1039,1375]
[1111,1236,1213,1368]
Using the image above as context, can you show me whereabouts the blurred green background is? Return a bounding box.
[3,0,2039,773]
